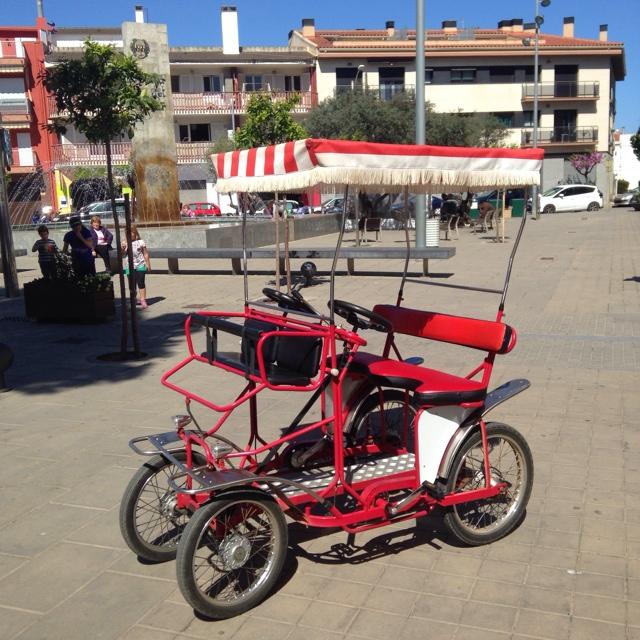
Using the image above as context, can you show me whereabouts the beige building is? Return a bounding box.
[290,16,625,200]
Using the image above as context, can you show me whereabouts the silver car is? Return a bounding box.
[613,188,639,207]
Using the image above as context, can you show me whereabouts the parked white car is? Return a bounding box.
[530,184,603,214]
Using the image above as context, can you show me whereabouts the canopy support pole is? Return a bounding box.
[274,192,280,291]
[329,186,349,325]
[240,194,248,306]
[414,0,426,248]
[396,186,411,307]
[499,187,529,312]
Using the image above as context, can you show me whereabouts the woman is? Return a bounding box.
[121,225,151,309]
[89,215,114,272]
[62,216,96,276]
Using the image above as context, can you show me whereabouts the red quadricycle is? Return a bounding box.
[119,138,544,619]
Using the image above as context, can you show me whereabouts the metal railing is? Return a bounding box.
[51,141,216,166]
[335,85,415,101]
[172,90,316,115]
[522,81,599,100]
[521,126,598,146]
[0,98,30,116]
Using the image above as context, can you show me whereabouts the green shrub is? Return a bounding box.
[617,179,629,194]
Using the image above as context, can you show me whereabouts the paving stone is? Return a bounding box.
[3,209,640,639]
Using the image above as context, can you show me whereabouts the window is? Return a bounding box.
[522,66,537,82]
[244,75,262,91]
[492,112,515,127]
[203,75,222,93]
[284,75,302,91]
[179,123,211,142]
[489,67,515,83]
[335,67,358,92]
[522,111,540,127]
[451,68,476,83]
[170,75,180,93]
[425,68,434,84]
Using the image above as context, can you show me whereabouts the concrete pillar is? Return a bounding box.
[122,21,180,223]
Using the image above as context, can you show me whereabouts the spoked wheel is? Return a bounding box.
[119,452,205,562]
[350,389,418,451]
[587,202,601,212]
[443,422,533,546]
[176,491,288,619]
[542,204,555,214]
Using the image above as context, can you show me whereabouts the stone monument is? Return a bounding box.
[122,19,180,223]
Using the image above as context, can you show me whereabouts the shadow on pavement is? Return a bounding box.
[0,305,189,395]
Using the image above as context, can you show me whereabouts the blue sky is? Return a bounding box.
[2,0,636,131]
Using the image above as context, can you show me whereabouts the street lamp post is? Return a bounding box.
[353,64,365,90]
[525,0,551,220]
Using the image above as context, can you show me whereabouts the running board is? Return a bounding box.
[272,453,416,497]
[482,379,530,417]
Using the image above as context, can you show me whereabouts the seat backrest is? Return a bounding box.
[373,304,516,354]
[275,334,323,378]
[240,319,279,369]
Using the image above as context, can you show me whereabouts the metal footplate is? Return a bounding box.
[269,453,416,497]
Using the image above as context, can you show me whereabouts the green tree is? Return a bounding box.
[307,90,508,148]
[234,93,307,148]
[306,89,415,143]
[44,40,163,356]
[234,93,307,292]
[631,128,640,167]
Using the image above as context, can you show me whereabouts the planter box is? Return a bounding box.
[24,280,115,322]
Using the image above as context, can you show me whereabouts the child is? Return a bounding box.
[121,225,151,309]
[31,224,58,279]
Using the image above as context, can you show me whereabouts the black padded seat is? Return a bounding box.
[367,359,486,407]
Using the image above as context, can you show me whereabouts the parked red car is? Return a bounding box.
[186,202,222,217]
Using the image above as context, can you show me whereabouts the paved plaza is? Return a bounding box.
[0,207,639,639]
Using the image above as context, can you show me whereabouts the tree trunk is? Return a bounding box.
[124,194,141,354]
[106,140,129,354]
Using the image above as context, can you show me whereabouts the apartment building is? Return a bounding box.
[289,17,625,199]
[0,19,58,221]
[44,6,316,209]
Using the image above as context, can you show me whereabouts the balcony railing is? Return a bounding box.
[51,141,215,166]
[335,85,415,101]
[51,142,132,166]
[172,90,316,115]
[522,81,600,100]
[521,126,598,146]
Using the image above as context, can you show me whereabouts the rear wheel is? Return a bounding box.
[542,204,556,214]
[119,452,205,562]
[443,423,533,546]
[350,389,418,451]
[176,492,288,619]
[587,201,600,212]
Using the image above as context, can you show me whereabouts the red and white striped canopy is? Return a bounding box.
[211,139,544,194]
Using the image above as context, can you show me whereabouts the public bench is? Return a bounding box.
[147,246,455,277]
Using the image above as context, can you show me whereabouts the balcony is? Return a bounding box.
[172,91,316,116]
[335,85,415,101]
[0,98,31,126]
[0,40,25,73]
[522,81,599,102]
[50,141,214,167]
[521,126,598,147]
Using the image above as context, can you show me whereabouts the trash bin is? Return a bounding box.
[426,218,440,247]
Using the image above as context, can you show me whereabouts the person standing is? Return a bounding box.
[31,224,58,279]
[121,225,151,309]
[89,215,114,272]
[62,216,96,276]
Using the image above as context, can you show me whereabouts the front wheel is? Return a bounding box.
[119,451,205,562]
[542,204,556,214]
[443,423,533,546]
[176,491,288,619]
[587,202,601,212]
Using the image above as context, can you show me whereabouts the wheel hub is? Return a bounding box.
[219,533,251,570]
[159,492,179,517]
